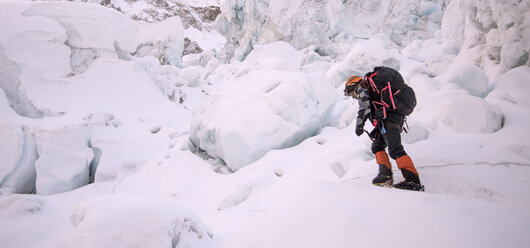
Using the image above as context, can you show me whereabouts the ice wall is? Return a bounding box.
[441,0,530,77]
[216,0,445,61]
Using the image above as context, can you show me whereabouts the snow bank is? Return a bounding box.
[487,66,530,107]
[216,0,445,61]
[66,194,213,248]
[190,69,337,171]
[34,129,94,195]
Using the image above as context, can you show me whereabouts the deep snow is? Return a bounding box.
[1,0,530,248]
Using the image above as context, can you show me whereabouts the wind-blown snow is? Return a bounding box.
[1,0,530,248]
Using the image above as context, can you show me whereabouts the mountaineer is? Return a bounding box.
[344,66,424,191]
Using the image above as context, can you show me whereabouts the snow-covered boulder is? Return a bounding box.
[190,69,337,171]
[446,64,489,97]
[34,129,94,195]
[487,66,530,108]
[66,195,213,248]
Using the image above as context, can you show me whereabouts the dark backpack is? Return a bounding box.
[363,66,416,118]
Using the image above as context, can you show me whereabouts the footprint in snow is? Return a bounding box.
[217,186,253,211]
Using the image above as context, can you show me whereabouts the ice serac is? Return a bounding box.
[441,0,530,76]
[216,0,445,61]
[21,1,184,68]
[0,123,24,185]
[34,129,94,195]
[190,68,337,171]
[0,126,38,194]
[66,195,213,248]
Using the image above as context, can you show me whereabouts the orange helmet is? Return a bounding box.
[344,75,362,96]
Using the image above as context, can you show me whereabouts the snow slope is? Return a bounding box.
[1,0,530,248]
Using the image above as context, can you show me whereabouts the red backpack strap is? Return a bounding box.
[387,82,396,109]
[365,72,380,94]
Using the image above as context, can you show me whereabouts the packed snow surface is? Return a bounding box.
[1,0,530,248]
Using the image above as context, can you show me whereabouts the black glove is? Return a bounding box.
[355,124,364,136]
[369,128,380,140]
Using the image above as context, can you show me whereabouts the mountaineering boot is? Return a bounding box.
[372,151,393,186]
[372,164,393,186]
[394,155,424,191]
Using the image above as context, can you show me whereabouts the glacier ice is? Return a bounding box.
[216,0,446,61]
[440,0,530,75]
[90,125,170,182]
[34,129,94,195]
[446,64,489,98]
[0,124,24,186]
[190,65,337,171]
